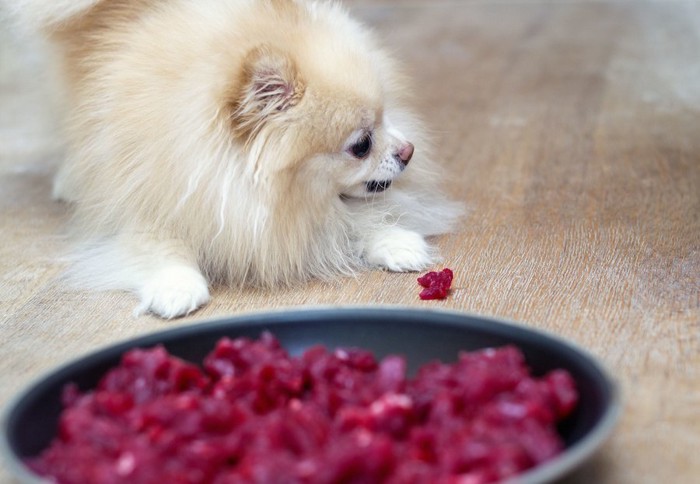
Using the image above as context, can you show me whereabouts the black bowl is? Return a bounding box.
[2,308,620,483]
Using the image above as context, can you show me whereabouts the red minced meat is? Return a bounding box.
[417,268,454,300]
[27,332,578,484]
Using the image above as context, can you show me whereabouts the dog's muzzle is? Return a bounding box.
[366,180,392,193]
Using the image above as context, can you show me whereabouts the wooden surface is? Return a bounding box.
[1,0,699,482]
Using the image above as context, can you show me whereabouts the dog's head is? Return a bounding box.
[227,1,416,200]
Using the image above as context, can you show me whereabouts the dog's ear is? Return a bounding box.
[232,45,305,138]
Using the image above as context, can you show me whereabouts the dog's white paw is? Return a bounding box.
[136,265,210,319]
[364,228,434,272]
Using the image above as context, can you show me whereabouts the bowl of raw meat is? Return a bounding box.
[2,308,619,483]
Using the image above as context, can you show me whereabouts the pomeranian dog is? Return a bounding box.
[5,0,461,318]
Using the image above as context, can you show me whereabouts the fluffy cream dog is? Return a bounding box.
[6,0,461,318]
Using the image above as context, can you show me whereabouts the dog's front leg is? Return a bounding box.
[362,226,435,272]
[117,234,210,319]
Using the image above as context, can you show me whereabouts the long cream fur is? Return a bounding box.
[3,0,462,318]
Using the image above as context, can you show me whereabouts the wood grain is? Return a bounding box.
[1,1,698,482]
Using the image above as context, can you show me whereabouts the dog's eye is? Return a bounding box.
[349,135,372,159]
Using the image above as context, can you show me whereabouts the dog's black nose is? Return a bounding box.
[397,142,414,166]
[366,180,392,193]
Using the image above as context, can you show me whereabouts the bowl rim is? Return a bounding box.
[1,306,621,484]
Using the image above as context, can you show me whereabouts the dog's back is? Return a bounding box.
[2,0,104,31]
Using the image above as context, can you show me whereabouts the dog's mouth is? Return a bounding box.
[339,180,393,200]
[365,180,392,193]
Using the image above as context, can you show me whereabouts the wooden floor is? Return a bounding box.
[1,0,698,482]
